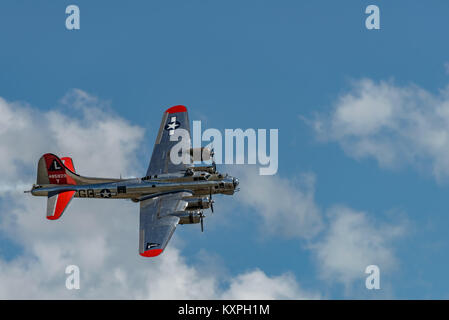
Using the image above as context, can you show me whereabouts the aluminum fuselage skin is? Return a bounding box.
[31,174,238,200]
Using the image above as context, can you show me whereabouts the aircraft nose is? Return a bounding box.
[233,177,239,188]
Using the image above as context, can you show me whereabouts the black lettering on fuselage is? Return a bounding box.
[78,189,95,198]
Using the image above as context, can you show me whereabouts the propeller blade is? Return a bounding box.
[200,213,204,232]
[210,144,216,173]
[209,187,215,213]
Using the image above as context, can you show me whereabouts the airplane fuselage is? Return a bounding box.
[31,175,238,201]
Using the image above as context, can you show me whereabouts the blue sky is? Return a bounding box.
[1,1,449,299]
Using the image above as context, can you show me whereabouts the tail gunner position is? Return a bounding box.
[27,105,239,257]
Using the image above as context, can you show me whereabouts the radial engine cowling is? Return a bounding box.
[185,197,211,211]
[178,212,201,225]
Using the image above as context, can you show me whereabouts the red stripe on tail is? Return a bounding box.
[61,157,75,172]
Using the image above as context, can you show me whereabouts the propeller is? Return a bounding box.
[209,188,215,213]
[199,211,205,232]
[210,146,217,173]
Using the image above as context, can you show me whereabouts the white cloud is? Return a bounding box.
[234,167,323,239]
[310,206,405,287]
[222,269,320,299]
[312,78,449,181]
[0,90,144,188]
[230,166,406,293]
[0,91,316,299]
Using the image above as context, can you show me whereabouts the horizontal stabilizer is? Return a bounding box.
[47,191,75,220]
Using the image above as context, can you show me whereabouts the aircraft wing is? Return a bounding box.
[139,191,192,257]
[146,105,191,176]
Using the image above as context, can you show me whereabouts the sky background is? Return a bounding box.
[1,0,449,299]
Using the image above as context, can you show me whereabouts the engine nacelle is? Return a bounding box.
[177,212,201,225]
[185,197,211,211]
[189,164,216,174]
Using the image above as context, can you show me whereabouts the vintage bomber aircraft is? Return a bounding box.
[28,105,239,257]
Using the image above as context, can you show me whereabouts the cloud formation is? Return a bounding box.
[310,206,405,287]
[234,167,323,239]
[234,166,406,291]
[312,78,449,181]
[0,90,144,186]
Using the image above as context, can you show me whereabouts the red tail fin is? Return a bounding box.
[41,154,77,185]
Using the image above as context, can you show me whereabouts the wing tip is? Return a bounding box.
[165,105,187,114]
[140,249,163,257]
[46,215,61,221]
